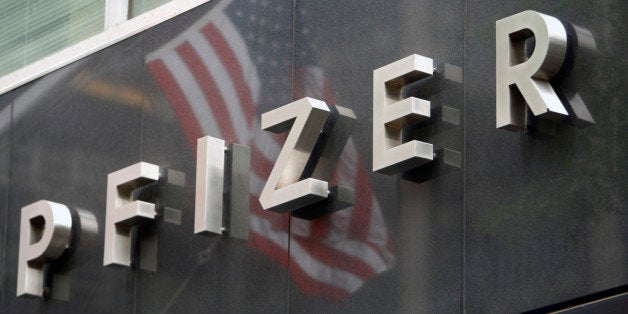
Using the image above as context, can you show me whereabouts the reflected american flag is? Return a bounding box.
[146,0,393,299]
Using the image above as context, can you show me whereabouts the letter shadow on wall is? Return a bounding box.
[42,207,99,301]
[400,62,463,184]
[526,22,598,138]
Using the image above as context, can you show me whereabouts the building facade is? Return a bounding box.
[0,0,626,312]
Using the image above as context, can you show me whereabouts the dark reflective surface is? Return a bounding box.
[0,90,13,309]
[1,38,145,311]
[135,0,293,312]
[466,1,627,312]
[288,1,464,312]
[0,0,625,313]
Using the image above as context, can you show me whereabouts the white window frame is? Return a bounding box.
[0,0,212,96]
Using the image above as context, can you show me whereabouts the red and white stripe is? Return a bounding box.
[146,0,394,300]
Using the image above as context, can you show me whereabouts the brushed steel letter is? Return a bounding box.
[17,200,72,297]
[259,97,330,213]
[195,136,250,239]
[104,162,159,267]
[373,54,434,174]
[195,136,225,236]
[496,10,568,130]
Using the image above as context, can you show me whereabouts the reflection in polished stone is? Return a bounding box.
[527,22,598,137]
[74,208,99,247]
[48,207,99,301]
[144,0,395,302]
[401,62,463,183]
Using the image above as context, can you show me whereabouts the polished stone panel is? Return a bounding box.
[134,0,293,312]
[0,0,625,312]
[465,1,628,312]
[0,90,14,309]
[289,0,464,312]
[0,35,146,312]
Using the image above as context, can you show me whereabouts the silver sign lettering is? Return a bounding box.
[373,54,434,174]
[17,200,72,297]
[496,10,568,130]
[104,162,159,268]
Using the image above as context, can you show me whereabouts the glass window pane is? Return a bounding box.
[0,0,104,77]
[129,0,171,18]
